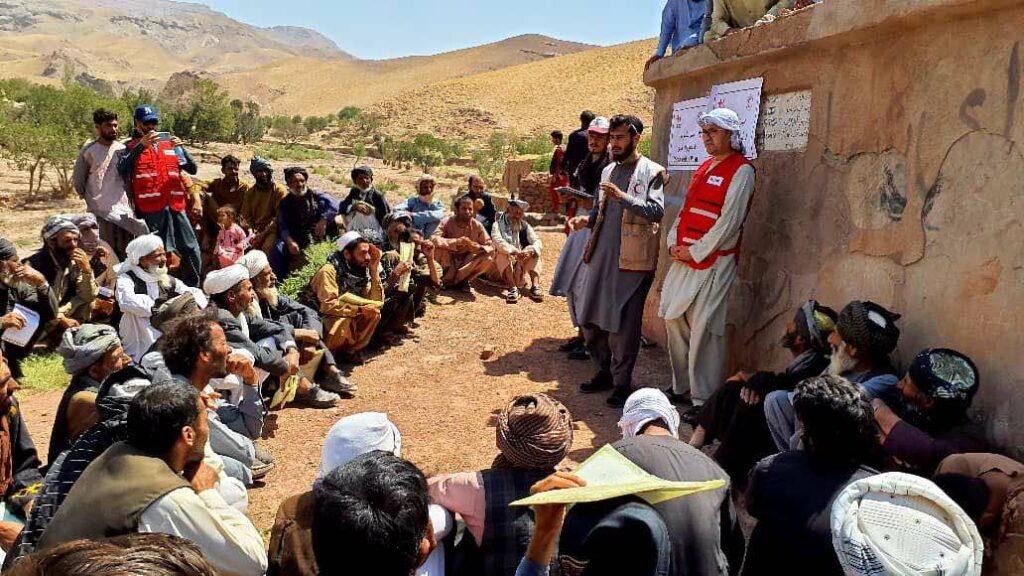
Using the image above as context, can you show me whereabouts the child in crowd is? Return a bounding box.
[214,206,248,268]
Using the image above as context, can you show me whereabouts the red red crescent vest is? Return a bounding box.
[675,153,754,270]
[125,138,188,214]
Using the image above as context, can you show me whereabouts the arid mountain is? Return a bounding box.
[218,34,596,115]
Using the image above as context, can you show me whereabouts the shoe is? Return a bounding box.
[505,287,520,304]
[567,346,590,361]
[606,387,633,408]
[320,371,357,397]
[527,286,544,302]
[254,444,275,465]
[251,459,276,480]
[558,336,584,352]
[295,385,340,409]
[663,387,692,405]
[460,282,475,294]
[580,372,613,393]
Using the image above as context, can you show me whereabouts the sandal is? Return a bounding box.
[528,285,544,302]
[505,287,520,304]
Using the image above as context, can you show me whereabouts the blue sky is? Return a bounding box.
[203,0,664,60]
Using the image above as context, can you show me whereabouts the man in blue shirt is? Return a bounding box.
[646,0,709,71]
[394,175,446,238]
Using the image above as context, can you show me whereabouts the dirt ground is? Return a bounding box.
[13,230,679,538]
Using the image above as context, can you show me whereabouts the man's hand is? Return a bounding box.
[645,54,662,72]
[292,328,320,345]
[525,472,588,566]
[71,248,92,274]
[167,251,181,272]
[871,398,901,437]
[420,240,435,258]
[599,181,628,202]
[368,243,382,265]
[287,239,301,255]
[669,245,692,263]
[313,219,327,239]
[1,313,26,331]
[740,387,761,405]
[284,348,300,376]
[227,353,258,386]
[387,261,411,285]
[57,315,80,330]
[184,461,219,493]
[354,203,373,215]
[92,298,115,317]
[568,215,589,232]
[95,245,109,261]
[139,131,160,149]
[0,520,22,552]
[12,264,46,287]
[359,305,378,319]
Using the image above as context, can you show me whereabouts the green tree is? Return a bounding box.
[303,115,329,133]
[174,79,235,145]
[275,118,308,146]
[338,106,361,122]
[231,99,267,144]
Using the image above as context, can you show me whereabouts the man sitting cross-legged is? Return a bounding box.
[487,198,543,304]
[34,380,267,576]
[203,265,339,409]
[431,195,493,293]
[306,233,384,364]
[238,250,356,398]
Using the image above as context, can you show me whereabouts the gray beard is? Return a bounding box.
[147,265,173,290]
[257,286,279,309]
[827,343,859,376]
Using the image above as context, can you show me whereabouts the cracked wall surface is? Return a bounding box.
[643,0,1024,457]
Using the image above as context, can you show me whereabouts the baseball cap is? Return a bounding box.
[134,104,159,124]
[588,116,610,134]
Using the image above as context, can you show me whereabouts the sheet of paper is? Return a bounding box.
[668,97,710,171]
[708,77,764,161]
[1,304,40,348]
[510,444,725,507]
[398,242,415,293]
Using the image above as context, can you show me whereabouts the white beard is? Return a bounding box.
[257,286,279,309]
[147,265,174,290]
[828,343,859,376]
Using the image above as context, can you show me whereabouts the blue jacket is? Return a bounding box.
[656,0,709,56]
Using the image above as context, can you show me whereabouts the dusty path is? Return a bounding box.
[16,230,676,537]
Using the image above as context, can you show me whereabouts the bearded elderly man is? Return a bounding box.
[0,239,58,379]
[26,216,98,337]
[339,165,391,243]
[240,157,287,254]
[432,195,494,293]
[660,108,756,416]
[115,234,208,362]
[203,266,339,409]
[238,250,356,398]
[487,198,543,304]
[307,233,384,363]
[764,300,901,451]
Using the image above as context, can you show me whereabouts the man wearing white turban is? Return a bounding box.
[659,108,757,419]
[115,234,207,361]
[612,387,744,575]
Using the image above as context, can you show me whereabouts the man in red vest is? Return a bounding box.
[117,105,202,287]
[659,108,756,421]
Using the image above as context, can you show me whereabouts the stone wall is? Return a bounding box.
[517,172,558,213]
[643,0,1024,456]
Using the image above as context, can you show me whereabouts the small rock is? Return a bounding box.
[480,346,496,360]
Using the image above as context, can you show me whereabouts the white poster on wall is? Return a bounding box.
[667,97,709,171]
[707,77,764,161]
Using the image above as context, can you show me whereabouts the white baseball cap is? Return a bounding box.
[588,116,610,134]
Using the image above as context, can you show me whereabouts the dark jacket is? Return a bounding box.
[47,373,101,466]
[5,399,43,506]
[215,308,294,377]
[338,187,391,227]
[278,189,339,249]
[456,191,498,231]
[564,127,590,187]
[259,295,323,337]
[574,150,611,195]
[0,281,58,370]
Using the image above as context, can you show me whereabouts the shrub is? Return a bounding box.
[280,240,337,299]
[254,143,330,162]
[18,354,69,393]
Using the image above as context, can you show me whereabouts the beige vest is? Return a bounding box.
[585,156,665,272]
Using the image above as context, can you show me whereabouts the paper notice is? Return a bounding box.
[1,304,40,348]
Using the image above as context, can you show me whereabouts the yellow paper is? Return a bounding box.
[338,292,384,309]
[510,444,725,507]
[398,242,415,293]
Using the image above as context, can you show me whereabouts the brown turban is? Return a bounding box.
[494,393,573,471]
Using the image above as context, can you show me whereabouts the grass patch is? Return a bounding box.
[254,143,332,162]
[280,240,338,299]
[18,353,69,394]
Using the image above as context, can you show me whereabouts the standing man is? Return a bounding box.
[564,111,596,188]
[241,157,287,254]
[271,167,339,279]
[72,108,146,259]
[646,0,709,71]
[118,104,201,287]
[395,175,446,238]
[573,115,665,408]
[547,131,568,213]
[659,108,755,417]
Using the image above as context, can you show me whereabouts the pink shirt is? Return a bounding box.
[428,471,486,544]
[215,224,247,267]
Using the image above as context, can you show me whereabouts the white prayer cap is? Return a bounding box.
[238,250,270,280]
[699,108,744,152]
[831,472,984,576]
[337,231,362,250]
[203,265,249,296]
[124,234,164,266]
[617,388,680,439]
[318,412,402,479]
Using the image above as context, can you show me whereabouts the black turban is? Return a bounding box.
[836,300,901,360]
[0,238,16,261]
[249,156,272,175]
[351,166,373,181]
[283,167,308,182]
[908,348,979,405]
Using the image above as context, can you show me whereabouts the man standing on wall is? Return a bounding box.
[659,108,756,419]
[572,115,665,408]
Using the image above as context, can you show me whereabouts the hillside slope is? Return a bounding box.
[374,39,658,141]
[218,34,596,115]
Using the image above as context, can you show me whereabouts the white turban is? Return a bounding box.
[123,234,164,267]
[336,231,362,250]
[699,108,744,153]
[238,250,269,280]
[617,388,681,439]
[831,472,984,576]
[203,265,249,296]
[318,412,402,479]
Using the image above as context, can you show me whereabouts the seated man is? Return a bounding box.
[872,348,985,474]
[0,239,57,379]
[431,195,493,292]
[690,300,837,482]
[25,216,98,338]
[338,165,391,244]
[268,413,452,576]
[201,155,249,268]
[307,233,383,363]
[457,175,497,231]
[115,234,207,361]
[488,199,543,303]
[705,0,809,42]
[312,451,435,576]
[743,375,878,576]
[395,175,446,238]
[615,389,745,575]
[241,157,288,253]
[430,394,573,576]
[0,349,44,552]
[238,250,356,398]
[10,532,217,575]
[50,324,131,464]
[381,212,441,327]
[35,380,268,576]
[935,453,1024,575]
[765,300,900,451]
[203,266,339,409]
[270,167,339,279]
